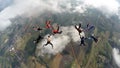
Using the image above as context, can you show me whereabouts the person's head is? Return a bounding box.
[48,35,50,38]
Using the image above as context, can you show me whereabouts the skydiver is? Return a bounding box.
[33,35,43,44]
[33,26,43,44]
[86,23,98,43]
[52,24,62,35]
[33,26,43,32]
[45,20,51,28]
[74,23,86,46]
[43,35,53,49]
[75,23,83,35]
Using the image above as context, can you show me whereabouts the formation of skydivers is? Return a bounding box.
[33,20,98,49]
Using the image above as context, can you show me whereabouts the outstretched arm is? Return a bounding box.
[75,25,78,29]
[79,23,81,29]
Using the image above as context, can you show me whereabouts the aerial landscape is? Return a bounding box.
[0,0,120,68]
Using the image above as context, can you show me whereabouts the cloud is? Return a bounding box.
[119,39,120,42]
[113,48,120,67]
[72,4,87,13]
[0,0,120,31]
[0,0,71,31]
[0,0,84,31]
[0,20,11,31]
[82,0,120,13]
[36,26,85,56]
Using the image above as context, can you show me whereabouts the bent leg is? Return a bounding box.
[91,36,98,43]
[49,42,53,49]
[43,42,49,47]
